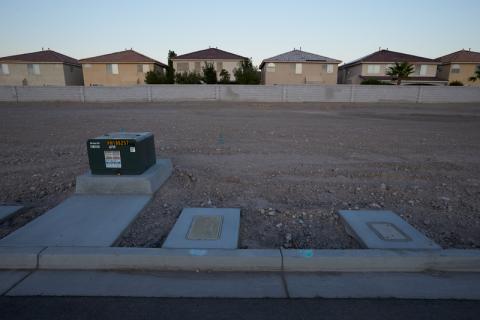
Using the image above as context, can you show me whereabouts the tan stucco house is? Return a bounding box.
[259,49,341,85]
[79,50,167,86]
[171,48,247,81]
[339,49,446,85]
[436,49,480,86]
[0,49,83,86]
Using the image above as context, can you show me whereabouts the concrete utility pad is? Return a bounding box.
[7,270,286,298]
[163,208,240,249]
[0,205,23,222]
[0,195,150,247]
[75,159,172,195]
[338,210,441,249]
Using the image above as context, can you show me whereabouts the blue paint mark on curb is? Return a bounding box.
[300,249,314,258]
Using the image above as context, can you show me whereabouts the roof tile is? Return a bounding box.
[80,50,166,67]
[436,49,480,63]
[173,48,247,60]
[0,50,80,66]
[260,49,341,68]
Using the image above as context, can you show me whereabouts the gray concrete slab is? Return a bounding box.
[163,208,240,249]
[0,205,23,222]
[0,195,150,247]
[285,272,480,299]
[0,271,30,295]
[0,246,45,269]
[39,247,282,271]
[7,270,287,298]
[75,159,172,195]
[338,210,441,249]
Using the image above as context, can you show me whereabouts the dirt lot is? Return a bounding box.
[1,101,479,249]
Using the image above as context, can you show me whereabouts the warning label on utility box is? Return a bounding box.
[104,151,121,168]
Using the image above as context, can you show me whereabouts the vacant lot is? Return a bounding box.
[0,101,479,249]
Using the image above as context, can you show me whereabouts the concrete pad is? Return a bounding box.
[163,208,240,249]
[338,210,441,249]
[281,249,480,272]
[285,272,480,299]
[0,246,45,269]
[7,270,287,298]
[0,205,23,222]
[0,195,150,247]
[39,247,282,271]
[75,159,172,195]
[0,271,31,295]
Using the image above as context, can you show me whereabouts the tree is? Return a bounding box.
[468,65,480,82]
[166,50,177,84]
[386,62,414,85]
[202,62,217,84]
[219,69,231,84]
[233,58,260,84]
[145,71,167,84]
[175,71,202,84]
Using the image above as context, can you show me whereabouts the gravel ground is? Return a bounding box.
[0,101,479,249]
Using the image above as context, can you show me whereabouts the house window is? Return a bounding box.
[107,64,119,75]
[84,64,92,68]
[367,64,381,74]
[27,64,40,75]
[177,62,189,72]
[138,64,150,73]
[326,64,334,74]
[194,62,201,72]
[216,62,223,71]
[0,64,9,75]
[420,65,428,76]
[451,64,460,74]
[266,63,275,73]
[295,63,302,74]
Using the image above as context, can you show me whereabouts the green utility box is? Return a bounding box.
[87,132,156,175]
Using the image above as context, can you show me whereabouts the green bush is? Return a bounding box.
[360,79,392,85]
[219,69,231,84]
[145,71,168,84]
[202,62,217,84]
[166,50,177,84]
[175,71,203,84]
[449,80,464,86]
[233,59,260,84]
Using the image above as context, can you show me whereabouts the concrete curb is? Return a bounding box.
[1,246,479,272]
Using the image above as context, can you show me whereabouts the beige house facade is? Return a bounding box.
[171,48,246,81]
[0,50,83,86]
[259,50,341,85]
[436,49,480,86]
[339,49,446,85]
[80,50,167,86]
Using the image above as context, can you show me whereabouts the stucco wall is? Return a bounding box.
[82,63,160,86]
[0,63,69,86]
[172,60,242,81]
[262,63,338,85]
[437,63,480,86]
[63,65,84,85]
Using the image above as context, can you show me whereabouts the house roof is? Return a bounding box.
[173,48,247,60]
[436,49,480,63]
[260,49,341,68]
[79,50,167,67]
[342,49,436,68]
[0,50,80,66]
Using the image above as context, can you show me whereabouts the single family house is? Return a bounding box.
[436,49,480,86]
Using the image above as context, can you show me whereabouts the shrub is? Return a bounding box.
[166,50,177,84]
[449,80,464,86]
[233,59,260,84]
[219,69,231,84]
[145,71,168,84]
[360,79,392,85]
[202,62,217,84]
[175,71,202,84]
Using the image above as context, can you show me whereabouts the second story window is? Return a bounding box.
[0,64,9,75]
[327,64,334,73]
[451,64,460,74]
[266,63,275,73]
[107,64,119,75]
[177,62,189,72]
[27,64,40,75]
[216,62,223,71]
[137,64,150,73]
[295,63,302,74]
[367,64,381,74]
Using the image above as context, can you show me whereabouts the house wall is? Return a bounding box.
[172,60,242,81]
[62,65,84,85]
[339,64,363,84]
[261,62,338,85]
[0,63,69,86]
[437,63,480,86]
[361,63,437,77]
[82,63,161,86]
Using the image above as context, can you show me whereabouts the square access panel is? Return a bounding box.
[162,208,240,249]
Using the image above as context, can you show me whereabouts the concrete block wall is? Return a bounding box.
[0,85,479,103]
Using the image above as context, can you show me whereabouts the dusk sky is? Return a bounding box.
[1,0,478,66]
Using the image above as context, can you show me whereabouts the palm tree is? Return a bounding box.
[386,62,414,85]
[468,65,480,82]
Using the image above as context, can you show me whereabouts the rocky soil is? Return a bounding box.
[1,101,479,249]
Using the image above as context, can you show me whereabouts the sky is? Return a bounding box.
[1,0,479,66]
